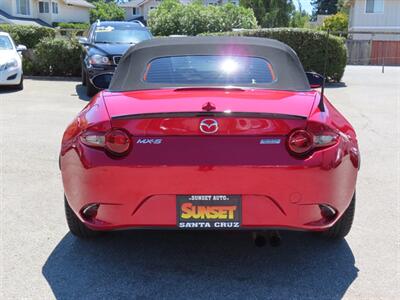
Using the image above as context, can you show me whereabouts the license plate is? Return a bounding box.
[177,195,241,229]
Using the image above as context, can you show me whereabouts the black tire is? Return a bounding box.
[86,74,98,97]
[82,67,87,86]
[322,193,356,239]
[14,75,23,90]
[64,196,100,238]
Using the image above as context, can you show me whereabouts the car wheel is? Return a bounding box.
[15,75,23,90]
[322,192,355,239]
[64,196,101,238]
[82,67,87,86]
[86,74,98,97]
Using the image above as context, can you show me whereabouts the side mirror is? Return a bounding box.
[16,45,27,52]
[306,72,324,88]
[78,37,89,45]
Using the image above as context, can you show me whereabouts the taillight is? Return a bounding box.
[287,130,313,154]
[287,122,339,157]
[80,129,131,156]
[80,133,105,147]
[105,129,131,155]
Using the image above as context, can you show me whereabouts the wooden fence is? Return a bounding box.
[347,31,400,66]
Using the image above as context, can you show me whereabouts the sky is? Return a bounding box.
[294,0,313,14]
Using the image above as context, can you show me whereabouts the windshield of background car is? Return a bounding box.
[0,36,13,50]
[94,26,151,44]
[143,55,276,85]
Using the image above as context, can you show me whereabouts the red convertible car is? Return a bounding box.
[61,37,359,242]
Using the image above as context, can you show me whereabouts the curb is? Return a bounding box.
[25,76,80,82]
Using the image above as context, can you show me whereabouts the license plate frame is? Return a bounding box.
[177,195,242,230]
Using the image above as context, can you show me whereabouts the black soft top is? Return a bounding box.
[109,36,310,92]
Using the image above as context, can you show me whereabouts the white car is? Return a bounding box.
[0,32,26,90]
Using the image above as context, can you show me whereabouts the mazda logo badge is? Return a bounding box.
[199,119,219,134]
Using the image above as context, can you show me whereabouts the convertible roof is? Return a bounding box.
[109,36,311,92]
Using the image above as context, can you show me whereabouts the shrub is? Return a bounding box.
[0,24,55,48]
[148,0,258,36]
[57,28,87,38]
[321,13,349,37]
[25,38,82,76]
[202,28,347,82]
[53,22,90,30]
[90,0,125,23]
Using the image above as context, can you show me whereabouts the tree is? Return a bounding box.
[240,0,295,28]
[337,0,353,14]
[321,12,348,36]
[264,0,295,27]
[289,0,310,28]
[148,0,257,36]
[89,1,125,23]
[290,11,309,28]
[311,0,338,15]
[239,0,266,27]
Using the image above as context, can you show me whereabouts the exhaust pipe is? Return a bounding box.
[253,232,267,247]
[268,230,281,247]
[252,231,281,247]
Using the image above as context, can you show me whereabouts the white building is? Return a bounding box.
[348,0,400,41]
[347,0,400,65]
[118,0,238,22]
[0,0,95,26]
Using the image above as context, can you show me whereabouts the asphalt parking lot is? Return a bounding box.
[1,66,399,299]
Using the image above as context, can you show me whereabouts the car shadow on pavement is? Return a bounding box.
[74,84,90,101]
[0,87,19,94]
[325,82,347,89]
[42,230,358,299]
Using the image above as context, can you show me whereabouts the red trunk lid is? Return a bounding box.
[103,89,317,136]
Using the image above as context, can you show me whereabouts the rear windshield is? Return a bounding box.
[143,55,276,85]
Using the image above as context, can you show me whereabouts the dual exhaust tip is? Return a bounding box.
[252,231,281,247]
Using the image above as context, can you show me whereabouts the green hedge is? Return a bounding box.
[0,24,55,48]
[203,28,347,82]
[53,22,90,30]
[148,0,258,36]
[24,38,82,76]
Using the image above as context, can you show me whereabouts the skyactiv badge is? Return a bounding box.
[177,195,242,229]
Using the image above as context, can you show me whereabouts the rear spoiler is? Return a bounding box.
[111,111,307,121]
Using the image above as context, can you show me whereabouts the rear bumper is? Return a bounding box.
[61,143,358,232]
